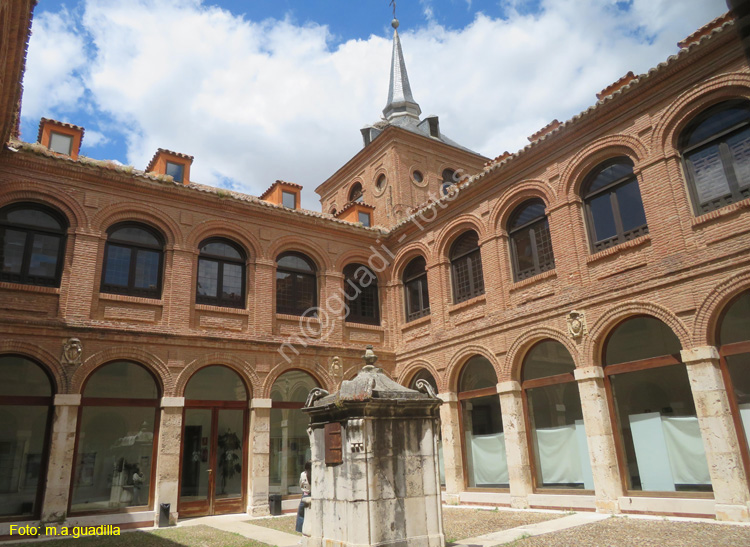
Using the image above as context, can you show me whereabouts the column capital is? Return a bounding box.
[574,366,605,381]
[437,392,458,403]
[54,394,81,406]
[680,346,720,364]
[251,398,273,409]
[497,380,521,394]
[161,396,185,408]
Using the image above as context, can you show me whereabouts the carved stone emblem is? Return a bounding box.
[61,337,83,367]
[567,311,587,340]
[329,356,343,388]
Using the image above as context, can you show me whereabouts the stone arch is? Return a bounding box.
[585,301,691,366]
[396,359,443,392]
[445,345,501,392]
[491,181,556,233]
[505,326,582,382]
[693,271,750,347]
[266,235,332,271]
[560,134,650,199]
[176,354,260,399]
[72,347,173,396]
[261,362,331,398]
[0,340,66,394]
[92,202,182,248]
[652,72,750,153]
[434,214,487,261]
[0,182,88,231]
[186,220,261,261]
[392,242,433,281]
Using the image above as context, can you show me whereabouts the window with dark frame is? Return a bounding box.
[282,191,297,209]
[196,238,246,308]
[441,168,456,195]
[101,223,164,298]
[343,263,379,325]
[582,158,648,253]
[349,182,364,203]
[358,211,371,227]
[450,230,485,304]
[165,161,185,183]
[0,203,68,287]
[509,199,555,281]
[403,256,430,322]
[276,251,317,316]
[680,100,750,214]
[49,131,73,155]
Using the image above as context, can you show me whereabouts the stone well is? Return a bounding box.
[302,346,443,547]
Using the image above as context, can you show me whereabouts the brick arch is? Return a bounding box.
[491,181,556,233]
[0,181,88,231]
[505,326,582,382]
[396,359,443,391]
[176,354,259,399]
[434,214,487,262]
[92,202,183,248]
[266,235,332,271]
[185,221,262,260]
[584,301,691,366]
[693,271,750,347]
[261,362,331,398]
[445,345,501,392]
[652,72,750,153]
[559,134,650,199]
[0,340,66,394]
[72,347,173,396]
[335,249,387,283]
[391,242,433,281]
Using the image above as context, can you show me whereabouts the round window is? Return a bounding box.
[412,170,423,183]
[376,174,386,190]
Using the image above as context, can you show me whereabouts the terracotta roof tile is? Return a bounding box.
[678,12,733,49]
[335,201,376,217]
[597,72,636,100]
[259,180,304,200]
[36,117,85,144]
[527,120,560,143]
[145,148,194,173]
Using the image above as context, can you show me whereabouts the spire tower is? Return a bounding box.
[382,19,422,121]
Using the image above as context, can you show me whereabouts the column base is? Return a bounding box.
[595,499,620,514]
[247,503,271,517]
[441,493,460,505]
[510,496,529,509]
[715,503,750,522]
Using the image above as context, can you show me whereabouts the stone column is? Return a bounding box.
[247,398,272,516]
[437,392,464,503]
[41,394,80,524]
[682,346,750,522]
[574,366,623,513]
[497,381,532,509]
[153,397,184,526]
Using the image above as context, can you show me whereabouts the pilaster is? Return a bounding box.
[437,392,463,502]
[248,398,272,516]
[153,397,184,526]
[497,381,532,509]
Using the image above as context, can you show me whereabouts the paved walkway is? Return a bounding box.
[178,513,300,547]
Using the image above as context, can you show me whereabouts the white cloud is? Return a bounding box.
[20,0,727,209]
[82,129,110,147]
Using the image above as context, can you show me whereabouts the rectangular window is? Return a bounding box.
[165,161,185,183]
[49,132,73,155]
[358,212,371,227]
[282,191,296,209]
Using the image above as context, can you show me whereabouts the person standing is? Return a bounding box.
[132,467,144,506]
[295,461,311,534]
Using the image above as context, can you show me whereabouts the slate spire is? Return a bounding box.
[382,19,422,121]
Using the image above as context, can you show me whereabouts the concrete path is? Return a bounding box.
[451,512,611,547]
[178,513,300,547]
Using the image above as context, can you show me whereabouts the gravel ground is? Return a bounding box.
[248,508,563,542]
[508,517,750,547]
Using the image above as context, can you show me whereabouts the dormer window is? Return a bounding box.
[165,161,185,183]
[49,132,73,155]
[358,211,371,227]
[282,191,297,209]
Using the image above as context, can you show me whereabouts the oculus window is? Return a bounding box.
[101,223,164,298]
[197,238,246,308]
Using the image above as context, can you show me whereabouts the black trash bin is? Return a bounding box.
[269,494,282,516]
[159,503,172,527]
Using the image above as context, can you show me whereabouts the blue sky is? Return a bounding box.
[21,0,727,208]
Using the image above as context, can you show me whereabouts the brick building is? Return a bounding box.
[1,1,750,535]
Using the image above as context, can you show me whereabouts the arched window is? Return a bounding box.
[101,223,164,298]
[181,366,248,516]
[450,230,484,304]
[603,317,711,493]
[458,356,506,488]
[0,203,67,287]
[522,341,592,490]
[71,361,160,513]
[276,252,317,316]
[0,355,53,518]
[270,370,320,496]
[509,200,555,281]
[717,291,750,477]
[403,256,430,322]
[343,263,379,325]
[196,238,246,308]
[349,182,364,203]
[582,158,648,252]
[680,100,750,214]
[441,169,456,195]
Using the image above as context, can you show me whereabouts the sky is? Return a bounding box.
[20,0,728,209]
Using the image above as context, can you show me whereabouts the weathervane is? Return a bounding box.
[390,0,397,20]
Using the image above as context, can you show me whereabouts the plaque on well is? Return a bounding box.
[324,422,342,465]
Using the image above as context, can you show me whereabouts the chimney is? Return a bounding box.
[37,118,84,159]
[146,149,193,184]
